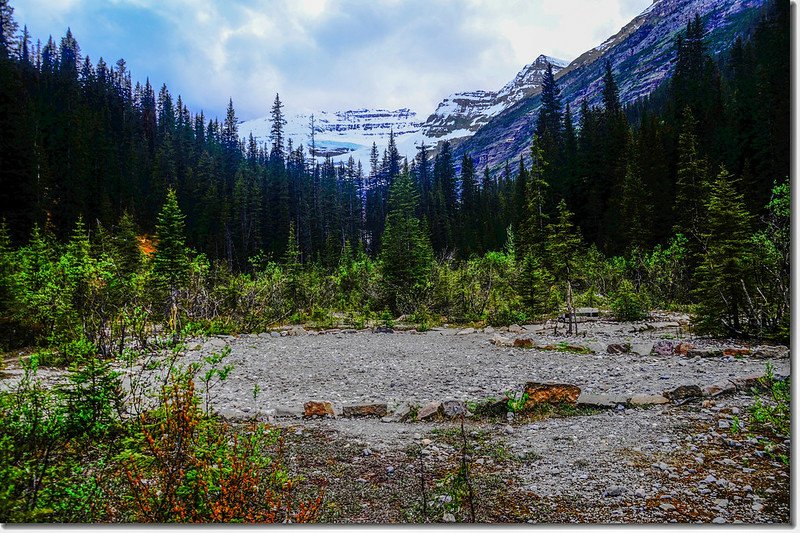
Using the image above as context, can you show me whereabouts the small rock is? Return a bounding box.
[629,394,669,406]
[524,382,581,406]
[712,517,726,524]
[457,327,475,335]
[687,347,723,358]
[752,503,763,512]
[606,343,631,354]
[442,512,456,523]
[503,424,514,434]
[417,401,443,421]
[362,448,372,457]
[651,340,675,356]
[663,384,703,400]
[343,403,388,418]
[751,345,789,359]
[441,400,467,418]
[659,503,676,512]
[718,420,730,429]
[634,488,647,499]
[508,324,523,333]
[604,486,624,497]
[386,465,395,474]
[674,342,695,356]
[513,337,535,348]
[303,401,336,418]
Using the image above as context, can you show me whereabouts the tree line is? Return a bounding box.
[0,0,789,350]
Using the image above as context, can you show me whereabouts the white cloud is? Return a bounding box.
[11,0,651,119]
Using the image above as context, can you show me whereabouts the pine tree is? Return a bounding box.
[545,200,583,333]
[379,171,433,314]
[518,136,549,260]
[0,0,18,57]
[674,107,710,244]
[269,93,286,163]
[693,168,752,335]
[153,189,189,293]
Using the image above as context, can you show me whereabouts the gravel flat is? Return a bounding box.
[175,327,789,418]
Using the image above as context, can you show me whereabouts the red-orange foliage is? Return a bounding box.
[112,375,322,523]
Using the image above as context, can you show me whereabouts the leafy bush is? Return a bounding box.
[610,280,649,321]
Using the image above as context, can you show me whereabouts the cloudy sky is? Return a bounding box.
[13,0,651,120]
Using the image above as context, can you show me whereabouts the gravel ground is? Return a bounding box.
[171,326,788,418]
[0,319,790,523]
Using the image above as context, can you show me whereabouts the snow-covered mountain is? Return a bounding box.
[237,54,569,165]
[423,55,568,140]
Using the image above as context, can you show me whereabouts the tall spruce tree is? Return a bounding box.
[693,168,752,335]
[153,188,189,293]
[379,170,433,314]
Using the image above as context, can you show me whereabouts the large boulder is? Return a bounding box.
[687,347,723,358]
[523,382,581,406]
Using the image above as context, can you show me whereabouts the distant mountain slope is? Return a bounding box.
[238,55,568,165]
[454,0,766,171]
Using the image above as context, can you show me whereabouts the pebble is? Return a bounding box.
[752,503,764,512]
[362,448,372,457]
[712,517,726,524]
[604,486,624,497]
[443,513,456,523]
[634,488,646,499]
[386,465,395,474]
[659,503,676,511]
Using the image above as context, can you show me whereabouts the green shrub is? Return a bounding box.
[610,280,649,321]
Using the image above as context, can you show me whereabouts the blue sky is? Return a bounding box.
[12,0,651,120]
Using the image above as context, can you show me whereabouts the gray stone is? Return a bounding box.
[604,486,624,497]
[508,324,523,333]
[457,327,475,335]
[287,326,307,336]
[490,334,515,347]
[712,517,726,524]
[442,513,456,523]
[703,380,736,397]
[629,394,669,406]
[274,405,304,417]
[659,503,676,512]
[634,488,647,499]
[752,345,789,359]
[382,402,412,422]
[687,347,723,358]
[578,392,630,408]
[631,342,655,356]
[441,400,467,418]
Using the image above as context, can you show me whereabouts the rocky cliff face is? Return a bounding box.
[454,0,766,171]
[423,55,568,140]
